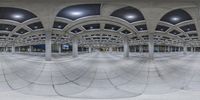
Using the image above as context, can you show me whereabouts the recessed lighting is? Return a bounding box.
[90,26,93,29]
[70,11,83,16]
[187,28,190,31]
[171,17,180,21]
[12,14,23,19]
[111,27,114,30]
[5,27,9,30]
[57,25,62,28]
[34,26,38,29]
[126,15,136,19]
[140,28,143,31]
[160,28,163,31]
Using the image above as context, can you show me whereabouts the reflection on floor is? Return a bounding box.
[0,52,200,100]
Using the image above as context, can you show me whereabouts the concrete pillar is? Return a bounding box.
[117,47,120,52]
[19,47,21,52]
[179,47,181,52]
[192,47,194,52]
[28,45,32,53]
[133,46,136,52]
[183,43,187,55]
[58,44,61,54]
[183,46,187,55]
[89,46,92,53]
[11,45,15,54]
[4,47,7,52]
[167,46,170,52]
[158,45,160,52]
[123,37,129,58]
[165,46,167,52]
[45,32,52,61]
[148,33,154,59]
[109,47,112,52]
[139,45,143,53]
[72,38,78,57]
[170,46,173,52]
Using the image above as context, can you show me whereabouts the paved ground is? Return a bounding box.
[0,52,200,100]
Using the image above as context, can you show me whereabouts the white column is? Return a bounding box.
[167,46,170,52]
[148,33,154,59]
[45,31,52,61]
[123,37,129,58]
[165,46,167,52]
[183,43,187,55]
[172,46,174,52]
[109,47,112,53]
[28,45,32,53]
[139,45,143,53]
[89,46,92,53]
[167,45,171,53]
[133,46,135,52]
[72,38,78,57]
[117,47,120,52]
[4,47,7,52]
[58,44,61,54]
[179,47,181,52]
[11,45,15,54]
[183,46,187,55]
[19,47,21,52]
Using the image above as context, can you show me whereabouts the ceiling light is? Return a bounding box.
[34,26,38,29]
[171,17,180,21]
[70,11,83,16]
[174,32,176,34]
[5,27,9,30]
[90,26,93,29]
[12,14,23,19]
[58,25,62,28]
[126,14,136,19]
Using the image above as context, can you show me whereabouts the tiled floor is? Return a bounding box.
[0,52,200,100]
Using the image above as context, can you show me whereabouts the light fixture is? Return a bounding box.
[126,14,136,19]
[34,26,38,29]
[90,26,93,29]
[12,14,23,19]
[5,27,9,30]
[187,28,190,31]
[173,32,176,34]
[58,25,62,28]
[160,28,163,31]
[171,17,180,21]
[70,11,83,16]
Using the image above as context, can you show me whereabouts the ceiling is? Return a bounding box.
[0,1,200,47]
